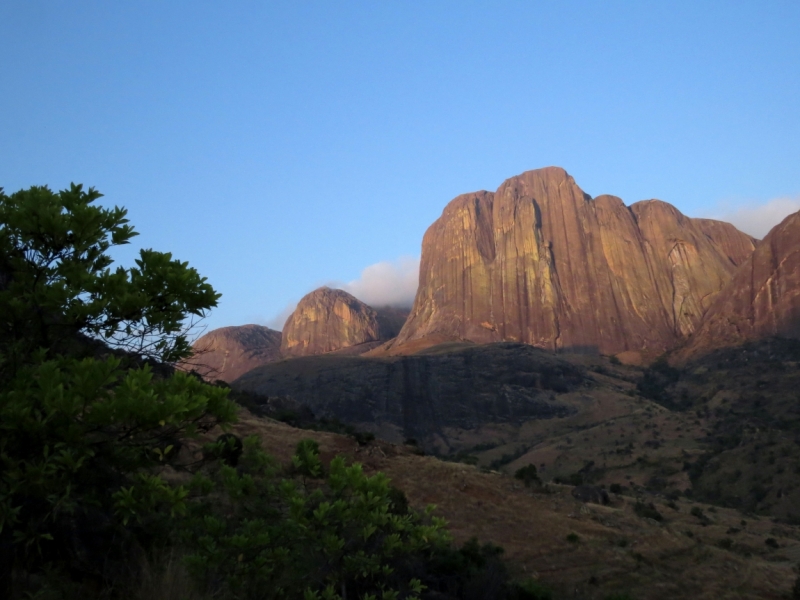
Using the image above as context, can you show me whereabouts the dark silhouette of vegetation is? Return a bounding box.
[514,465,541,487]
[633,501,663,522]
[0,185,236,597]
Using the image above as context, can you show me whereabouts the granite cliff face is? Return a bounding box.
[678,210,800,361]
[691,218,758,267]
[281,287,383,357]
[393,167,752,357]
[186,324,282,383]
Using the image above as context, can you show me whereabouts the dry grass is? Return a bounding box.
[201,409,800,600]
[127,549,207,600]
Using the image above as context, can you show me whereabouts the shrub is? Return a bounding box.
[514,578,554,599]
[182,437,449,599]
[514,464,541,487]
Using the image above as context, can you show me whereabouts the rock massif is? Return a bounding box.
[281,287,389,357]
[186,324,282,383]
[392,167,755,358]
[678,210,800,361]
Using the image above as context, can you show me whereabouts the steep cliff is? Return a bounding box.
[281,287,382,357]
[692,218,758,267]
[185,324,282,383]
[677,210,800,361]
[393,167,750,357]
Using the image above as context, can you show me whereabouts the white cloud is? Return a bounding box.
[709,196,800,239]
[264,256,420,331]
[340,256,420,308]
[265,302,298,331]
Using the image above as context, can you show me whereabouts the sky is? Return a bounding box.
[1,1,799,333]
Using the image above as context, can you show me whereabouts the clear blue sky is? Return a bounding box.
[2,1,799,332]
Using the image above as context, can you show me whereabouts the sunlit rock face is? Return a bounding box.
[394,166,753,357]
[185,324,282,383]
[678,210,800,361]
[691,218,758,267]
[281,287,382,357]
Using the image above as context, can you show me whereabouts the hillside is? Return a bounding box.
[202,408,800,600]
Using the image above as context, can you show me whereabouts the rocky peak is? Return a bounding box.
[281,287,382,357]
[183,324,282,383]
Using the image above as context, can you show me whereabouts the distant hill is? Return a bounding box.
[182,324,282,383]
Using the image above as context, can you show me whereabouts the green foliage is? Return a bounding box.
[182,437,449,600]
[0,352,236,570]
[0,184,236,590]
[0,184,219,366]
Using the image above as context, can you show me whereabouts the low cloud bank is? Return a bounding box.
[265,256,420,330]
[709,196,800,239]
[265,303,298,331]
[341,256,419,308]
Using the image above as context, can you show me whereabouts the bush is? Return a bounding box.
[514,578,554,599]
[514,465,541,487]
[182,437,449,599]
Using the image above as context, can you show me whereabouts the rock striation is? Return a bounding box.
[677,210,800,361]
[691,218,758,267]
[393,167,753,357]
[185,324,282,383]
[281,287,383,357]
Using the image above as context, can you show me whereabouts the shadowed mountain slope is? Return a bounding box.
[234,342,584,447]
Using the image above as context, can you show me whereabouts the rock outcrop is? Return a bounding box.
[281,287,383,357]
[677,210,800,361]
[392,167,753,357]
[185,324,282,383]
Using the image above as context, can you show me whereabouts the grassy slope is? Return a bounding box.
[195,409,800,600]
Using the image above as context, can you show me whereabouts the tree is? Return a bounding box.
[0,183,220,373]
[0,184,237,594]
[183,437,449,600]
